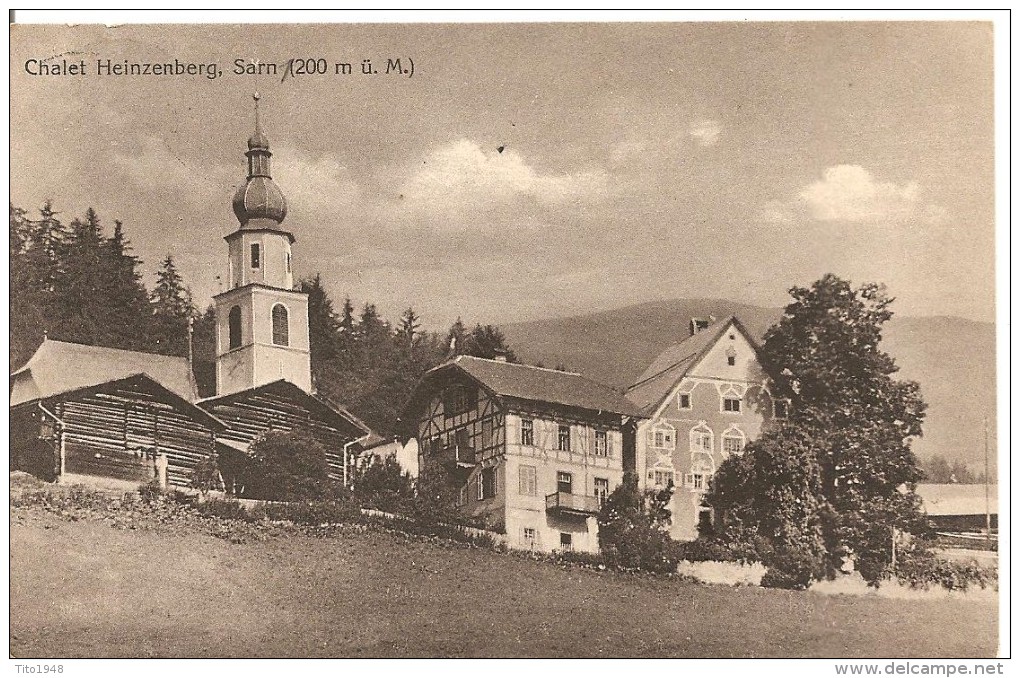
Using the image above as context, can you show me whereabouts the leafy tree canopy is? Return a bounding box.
[707,274,929,587]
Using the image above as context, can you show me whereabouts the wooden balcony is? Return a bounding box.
[545,491,601,517]
[438,444,476,469]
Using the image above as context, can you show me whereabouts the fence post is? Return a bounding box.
[156,453,168,490]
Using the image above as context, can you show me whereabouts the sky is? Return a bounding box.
[9,21,996,329]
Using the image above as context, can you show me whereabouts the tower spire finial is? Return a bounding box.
[253,91,261,134]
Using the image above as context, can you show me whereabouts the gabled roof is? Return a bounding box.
[10,339,198,407]
[415,355,645,419]
[625,316,756,415]
[196,379,373,438]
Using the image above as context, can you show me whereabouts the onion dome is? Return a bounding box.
[232,92,288,228]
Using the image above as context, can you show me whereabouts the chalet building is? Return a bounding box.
[407,355,645,554]
[9,96,372,490]
[625,316,787,541]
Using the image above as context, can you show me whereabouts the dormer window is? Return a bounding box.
[250,243,261,269]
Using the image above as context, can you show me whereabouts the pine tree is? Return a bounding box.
[149,254,196,356]
[445,317,468,356]
[301,274,342,379]
[397,307,421,346]
[106,220,157,352]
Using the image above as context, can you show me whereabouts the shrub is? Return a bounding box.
[195,498,253,522]
[239,430,339,502]
[893,540,997,591]
[597,472,679,574]
[760,547,820,590]
[674,538,751,564]
[137,478,165,504]
[191,454,222,496]
[410,458,460,526]
[261,499,361,526]
[353,454,414,509]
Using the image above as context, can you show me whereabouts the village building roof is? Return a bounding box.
[10,339,199,406]
[917,483,998,517]
[196,379,373,438]
[415,355,645,419]
[624,316,757,415]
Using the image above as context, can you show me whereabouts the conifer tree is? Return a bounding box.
[150,254,196,356]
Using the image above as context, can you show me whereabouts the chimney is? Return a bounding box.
[689,317,711,336]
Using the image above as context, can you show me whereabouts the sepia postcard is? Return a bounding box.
[7,12,1008,670]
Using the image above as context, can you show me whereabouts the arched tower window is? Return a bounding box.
[272,304,289,346]
[228,305,242,349]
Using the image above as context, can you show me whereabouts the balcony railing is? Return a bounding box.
[545,491,601,517]
[438,445,476,469]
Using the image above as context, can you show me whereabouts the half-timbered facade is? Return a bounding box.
[625,316,787,540]
[408,355,645,553]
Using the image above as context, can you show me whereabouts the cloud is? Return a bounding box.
[112,136,234,209]
[272,147,362,221]
[762,165,941,225]
[688,119,722,147]
[800,165,921,222]
[392,139,610,225]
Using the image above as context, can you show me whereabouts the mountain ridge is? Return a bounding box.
[500,298,996,471]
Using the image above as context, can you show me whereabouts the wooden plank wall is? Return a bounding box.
[57,383,217,488]
[202,390,361,481]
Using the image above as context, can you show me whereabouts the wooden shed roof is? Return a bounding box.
[10,339,198,407]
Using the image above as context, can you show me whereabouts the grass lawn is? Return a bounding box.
[10,506,998,658]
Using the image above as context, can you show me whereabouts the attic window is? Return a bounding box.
[678,393,692,410]
[726,347,737,366]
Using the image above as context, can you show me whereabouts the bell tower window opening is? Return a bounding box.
[251,243,261,269]
[272,304,289,346]
[228,305,242,349]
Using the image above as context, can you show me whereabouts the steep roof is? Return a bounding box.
[625,316,754,415]
[10,339,198,407]
[419,355,644,418]
[196,379,373,438]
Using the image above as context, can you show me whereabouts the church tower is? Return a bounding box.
[214,94,312,395]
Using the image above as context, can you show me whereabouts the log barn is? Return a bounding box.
[10,339,223,488]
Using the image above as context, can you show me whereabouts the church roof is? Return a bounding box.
[10,339,198,407]
[414,355,645,419]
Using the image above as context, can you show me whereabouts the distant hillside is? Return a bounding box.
[502,299,997,472]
